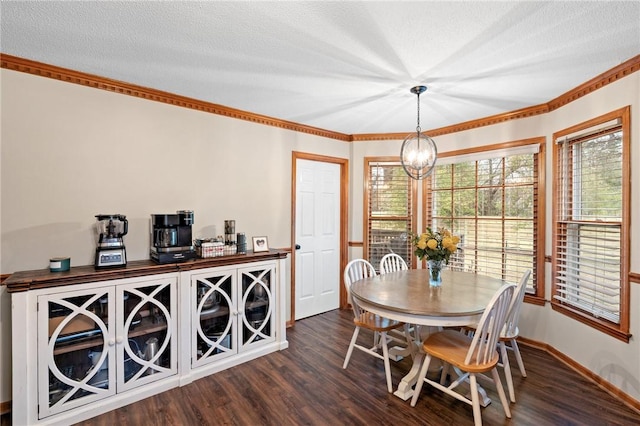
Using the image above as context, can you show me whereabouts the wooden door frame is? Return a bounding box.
[290,151,349,327]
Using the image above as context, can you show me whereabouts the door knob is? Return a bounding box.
[295,244,301,250]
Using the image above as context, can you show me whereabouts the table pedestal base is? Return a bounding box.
[394,352,423,400]
[389,345,411,362]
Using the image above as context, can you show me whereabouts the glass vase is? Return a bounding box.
[427,259,443,287]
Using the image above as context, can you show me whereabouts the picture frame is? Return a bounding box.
[252,236,269,252]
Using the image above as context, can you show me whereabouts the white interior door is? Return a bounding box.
[295,159,340,320]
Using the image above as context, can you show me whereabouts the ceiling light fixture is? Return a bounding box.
[400,85,437,180]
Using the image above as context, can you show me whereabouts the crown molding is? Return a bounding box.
[351,103,551,141]
[0,53,351,142]
[2,53,638,143]
[352,54,640,141]
[547,54,640,111]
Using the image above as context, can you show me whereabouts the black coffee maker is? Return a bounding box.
[150,210,197,263]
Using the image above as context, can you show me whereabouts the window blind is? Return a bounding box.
[554,128,623,324]
[367,162,414,270]
[427,145,538,292]
[437,144,539,166]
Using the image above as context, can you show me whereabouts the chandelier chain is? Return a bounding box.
[416,92,421,133]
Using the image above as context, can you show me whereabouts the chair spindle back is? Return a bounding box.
[465,283,515,366]
[379,253,408,274]
[344,259,377,319]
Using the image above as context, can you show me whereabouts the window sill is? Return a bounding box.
[551,301,631,343]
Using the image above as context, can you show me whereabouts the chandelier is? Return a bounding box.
[400,85,437,180]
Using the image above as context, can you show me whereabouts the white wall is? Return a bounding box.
[0,69,350,404]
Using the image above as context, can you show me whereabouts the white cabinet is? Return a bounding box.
[37,275,177,419]
[190,261,276,369]
[9,251,288,425]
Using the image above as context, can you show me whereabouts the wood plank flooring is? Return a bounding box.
[5,308,640,425]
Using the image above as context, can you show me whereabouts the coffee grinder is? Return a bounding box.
[224,220,236,245]
[150,210,197,263]
[94,214,128,268]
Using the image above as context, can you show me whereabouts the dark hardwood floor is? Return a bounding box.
[4,308,640,425]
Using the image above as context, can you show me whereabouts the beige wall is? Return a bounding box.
[537,75,640,400]
[0,69,350,403]
[1,66,639,405]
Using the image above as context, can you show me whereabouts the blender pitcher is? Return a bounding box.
[94,214,128,268]
[95,214,128,247]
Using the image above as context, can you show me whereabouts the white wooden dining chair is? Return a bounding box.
[342,258,411,393]
[463,269,532,403]
[379,253,408,274]
[497,269,532,403]
[410,283,515,426]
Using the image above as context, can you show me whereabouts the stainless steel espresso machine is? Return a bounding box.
[95,214,128,269]
[150,210,197,263]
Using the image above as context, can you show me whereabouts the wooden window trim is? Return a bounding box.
[422,138,546,303]
[551,106,631,343]
[364,157,418,269]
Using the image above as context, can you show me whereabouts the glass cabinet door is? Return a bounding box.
[38,287,116,419]
[117,278,177,392]
[192,270,236,368]
[37,277,177,419]
[239,265,275,350]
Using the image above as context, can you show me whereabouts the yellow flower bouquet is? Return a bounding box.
[412,227,460,264]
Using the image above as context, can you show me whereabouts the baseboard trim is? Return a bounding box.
[518,336,640,414]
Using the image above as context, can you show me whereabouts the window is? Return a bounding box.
[424,140,544,301]
[552,107,630,342]
[364,159,417,270]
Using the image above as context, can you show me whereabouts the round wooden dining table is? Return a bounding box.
[350,268,507,401]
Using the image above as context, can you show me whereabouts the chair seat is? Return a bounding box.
[423,329,499,374]
[354,312,405,332]
[499,325,519,341]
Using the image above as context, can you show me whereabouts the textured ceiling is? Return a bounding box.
[1,1,639,136]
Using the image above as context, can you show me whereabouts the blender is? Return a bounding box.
[94,214,128,268]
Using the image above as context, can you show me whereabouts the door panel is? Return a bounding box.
[295,159,340,319]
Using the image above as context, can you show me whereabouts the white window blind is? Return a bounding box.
[554,127,623,324]
[437,144,539,166]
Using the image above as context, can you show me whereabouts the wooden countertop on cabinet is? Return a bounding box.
[5,249,289,293]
